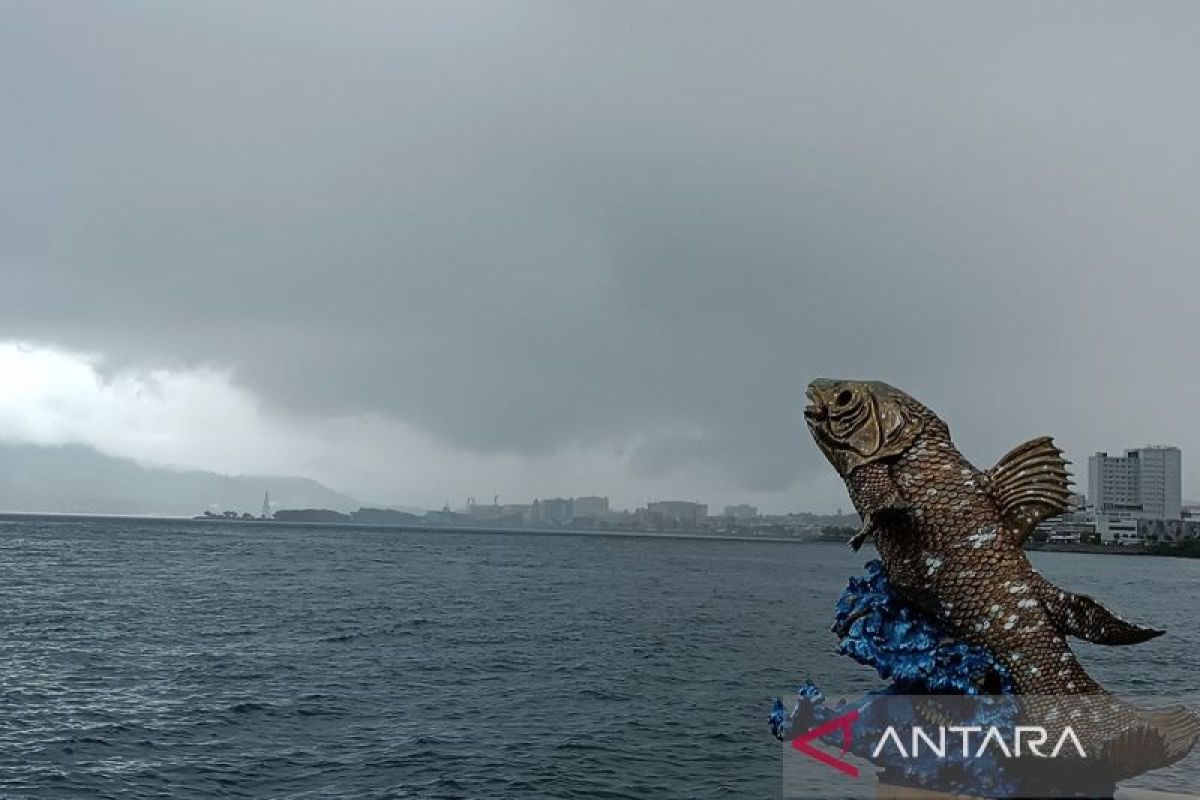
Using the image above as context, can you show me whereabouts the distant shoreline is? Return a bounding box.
[1027,541,1200,559]
[1028,542,1146,556]
[2,511,1198,558]
[0,511,810,545]
[191,514,814,544]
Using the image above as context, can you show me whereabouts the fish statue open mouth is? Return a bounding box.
[775,379,1199,796]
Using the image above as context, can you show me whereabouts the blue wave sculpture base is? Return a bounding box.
[770,560,1026,796]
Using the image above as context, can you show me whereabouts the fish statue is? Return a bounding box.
[802,379,1199,774]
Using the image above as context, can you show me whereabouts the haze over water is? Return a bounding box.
[0,517,1196,798]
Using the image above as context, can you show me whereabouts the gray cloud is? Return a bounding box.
[3,2,1200,507]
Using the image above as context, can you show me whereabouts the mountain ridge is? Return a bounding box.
[0,441,360,516]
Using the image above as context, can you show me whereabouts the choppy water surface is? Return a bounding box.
[0,517,1196,798]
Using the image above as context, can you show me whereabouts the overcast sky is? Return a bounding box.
[2,2,1200,512]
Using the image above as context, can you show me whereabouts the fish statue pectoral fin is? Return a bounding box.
[982,436,1073,545]
[847,528,870,552]
[1039,582,1165,645]
[847,510,881,550]
[848,500,911,551]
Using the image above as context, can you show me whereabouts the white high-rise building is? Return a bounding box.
[1088,446,1181,520]
[1137,446,1182,520]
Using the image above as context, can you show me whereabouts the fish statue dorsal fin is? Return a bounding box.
[981,436,1072,545]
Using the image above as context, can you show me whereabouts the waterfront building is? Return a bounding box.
[1087,446,1181,520]
[501,504,533,523]
[467,502,507,521]
[572,496,609,518]
[1095,514,1141,546]
[644,500,708,529]
[1035,506,1094,544]
[1096,515,1200,545]
[1138,518,1200,543]
[537,497,573,524]
[723,504,758,519]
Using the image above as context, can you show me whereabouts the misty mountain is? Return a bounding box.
[0,442,359,516]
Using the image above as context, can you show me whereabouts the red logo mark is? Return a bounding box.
[791,709,860,778]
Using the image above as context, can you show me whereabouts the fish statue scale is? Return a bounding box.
[803,378,1199,773]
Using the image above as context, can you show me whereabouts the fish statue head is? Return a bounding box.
[804,379,930,476]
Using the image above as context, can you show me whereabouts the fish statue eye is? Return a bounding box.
[835,389,854,407]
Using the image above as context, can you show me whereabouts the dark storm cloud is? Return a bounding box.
[3,2,1200,500]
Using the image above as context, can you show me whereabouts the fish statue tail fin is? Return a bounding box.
[1094,703,1200,777]
[1038,582,1164,645]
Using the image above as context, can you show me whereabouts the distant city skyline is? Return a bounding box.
[6,407,1200,521]
[439,440,1198,523]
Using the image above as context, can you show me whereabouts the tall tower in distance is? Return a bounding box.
[1136,446,1182,519]
[261,490,272,520]
[1088,446,1181,519]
